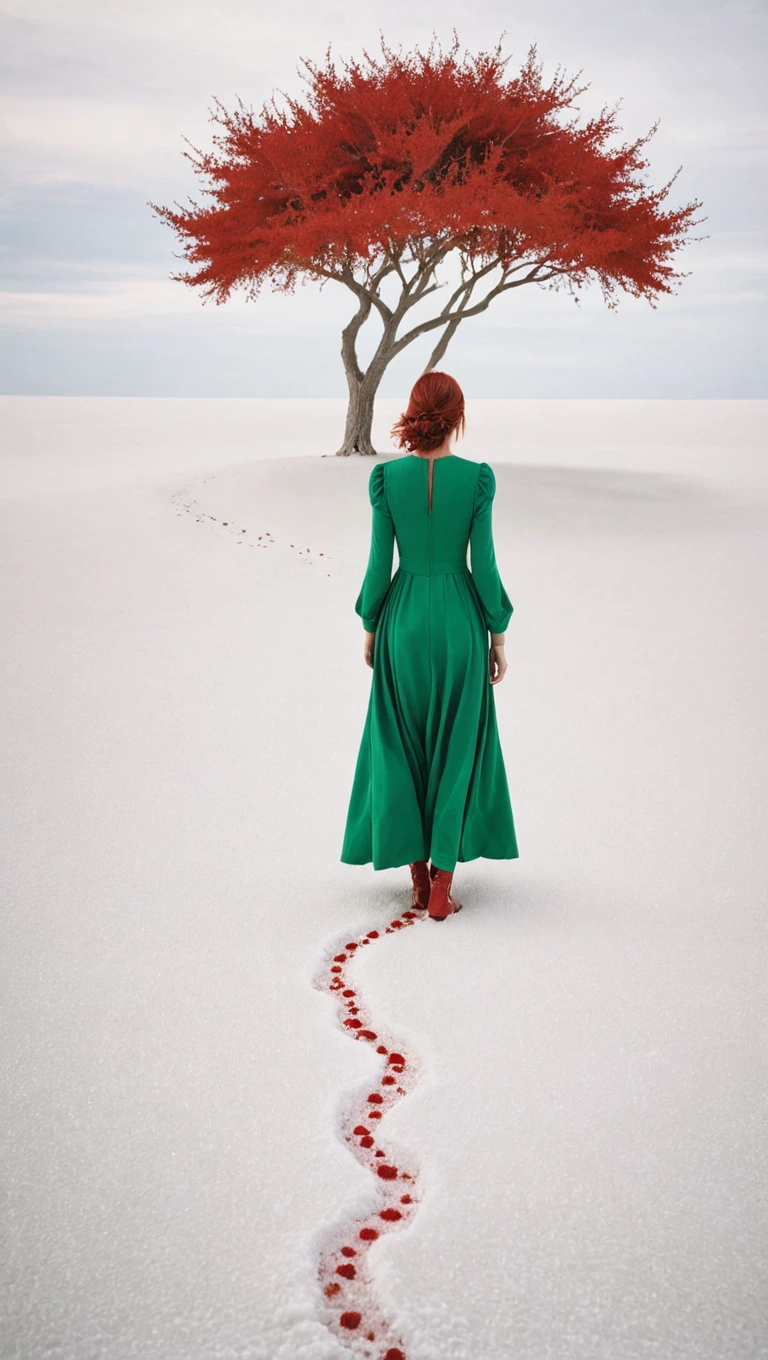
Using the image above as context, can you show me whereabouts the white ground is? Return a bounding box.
[1,397,766,1360]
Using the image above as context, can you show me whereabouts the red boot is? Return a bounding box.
[427,866,463,921]
[409,860,431,911]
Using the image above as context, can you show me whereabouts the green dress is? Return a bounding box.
[340,454,519,873]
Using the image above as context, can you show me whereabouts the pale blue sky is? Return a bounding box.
[1,0,765,397]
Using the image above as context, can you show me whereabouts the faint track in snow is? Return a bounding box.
[170,483,337,571]
[312,907,428,1360]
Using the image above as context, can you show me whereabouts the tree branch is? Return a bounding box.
[321,249,561,386]
[421,315,462,373]
[342,260,395,322]
[390,262,546,355]
[384,241,409,289]
[391,241,449,310]
[340,290,373,385]
[434,255,500,320]
[312,260,396,323]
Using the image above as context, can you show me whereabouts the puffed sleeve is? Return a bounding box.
[354,463,396,631]
[469,463,513,633]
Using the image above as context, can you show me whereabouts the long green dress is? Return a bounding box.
[340,453,519,873]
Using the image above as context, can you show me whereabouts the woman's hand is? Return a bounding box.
[489,641,507,685]
[364,631,376,669]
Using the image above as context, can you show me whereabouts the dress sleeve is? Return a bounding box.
[354,463,396,632]
[469,463,514,633]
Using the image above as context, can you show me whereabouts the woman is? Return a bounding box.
[340,371,519,921]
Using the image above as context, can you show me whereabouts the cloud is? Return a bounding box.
[661,113,768,162]
[2,93,211,190]
[0,265,349,329]
[692,248,768,273]
[0,277,195,324]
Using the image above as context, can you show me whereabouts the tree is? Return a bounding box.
[149,33,705,455]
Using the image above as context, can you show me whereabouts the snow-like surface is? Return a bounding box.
[1,397,766,1360]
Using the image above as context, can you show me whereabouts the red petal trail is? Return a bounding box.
[313,905,426,1358]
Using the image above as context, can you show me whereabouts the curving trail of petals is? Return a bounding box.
[313,907,427,1359]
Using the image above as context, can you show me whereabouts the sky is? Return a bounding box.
[1,0,766,399]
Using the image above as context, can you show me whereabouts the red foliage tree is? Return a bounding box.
[149,34,705,454]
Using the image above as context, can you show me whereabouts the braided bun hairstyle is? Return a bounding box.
[391,371,466,454]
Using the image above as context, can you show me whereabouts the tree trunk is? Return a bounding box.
[335,374,386,456]
[335,311,392,455]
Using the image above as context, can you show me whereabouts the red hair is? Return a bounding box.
[391,371,466,453]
